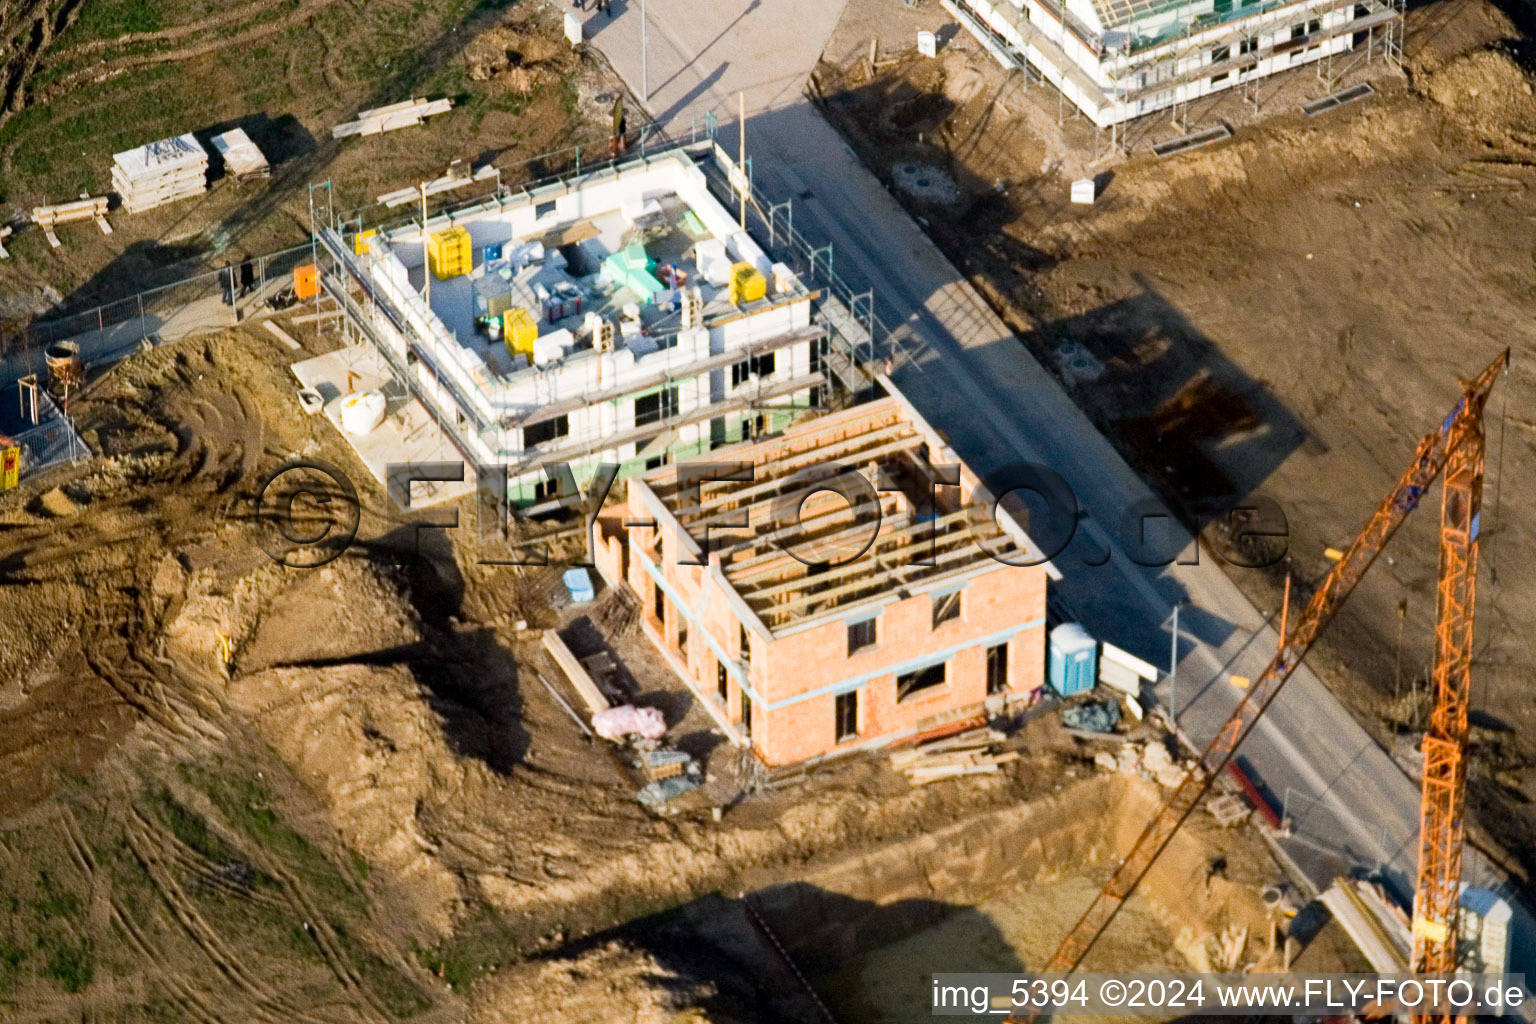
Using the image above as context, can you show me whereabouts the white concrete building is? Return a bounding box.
[948,0,1401,128]
[315,150,837,506]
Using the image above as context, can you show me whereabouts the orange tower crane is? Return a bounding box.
[1012,350,1508,1019]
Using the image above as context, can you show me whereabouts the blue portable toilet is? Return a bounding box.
[1049,622,1098,696]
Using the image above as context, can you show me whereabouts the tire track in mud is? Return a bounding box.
[241,847,396,1024]
[51,0,301,58]
[35,0,343,99]
[0,0,83,131]
[123,809,338,1024]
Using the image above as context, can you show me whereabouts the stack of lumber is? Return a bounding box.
[112,134,208,213]
[890,726,1018,785]
[332,97,453,139]
[541,630,610,714]
[377,160,496,207]
[210,128,269,183]
[31,197,112,246]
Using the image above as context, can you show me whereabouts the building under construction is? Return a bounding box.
[308,148,861,507]
[597,396,1053,765]
[948,0,1401,131]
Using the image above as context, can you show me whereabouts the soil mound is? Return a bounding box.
[1418,46,1536,133]
[469,940,730,1024]
[229,661,469,933]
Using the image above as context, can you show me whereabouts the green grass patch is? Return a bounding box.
[31,872,81,921]
[147,786,235,863]
[332,923,432,1018]
[64,0,164,44]
[181,766,365,913]
[411,907,523,995]
[0,938,26,998]
[42,941,93,993]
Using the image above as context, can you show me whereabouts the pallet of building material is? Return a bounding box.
[377,161,497,207]
[332,97,453,139]
[112,133,209,213]
[1205,792,1250,827]
[209,127,270,183]
[30,197,112,246]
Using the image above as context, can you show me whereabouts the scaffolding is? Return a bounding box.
[953,0,1403,156]
[311,146,877,509]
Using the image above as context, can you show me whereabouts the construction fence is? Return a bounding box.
[3,111,885,401]
[1,243,316,385]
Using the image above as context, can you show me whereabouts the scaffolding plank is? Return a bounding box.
[1303,82,1374,116]
[1152,125,1232,158]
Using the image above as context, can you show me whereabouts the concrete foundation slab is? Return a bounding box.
[291,345,476,508]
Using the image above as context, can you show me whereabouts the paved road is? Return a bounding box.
[585,0,1533,970]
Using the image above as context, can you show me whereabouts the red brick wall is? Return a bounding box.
[621,485,1048,766]
[750,565,1046,764]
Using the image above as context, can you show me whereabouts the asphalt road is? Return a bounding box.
[579,0,1533,970]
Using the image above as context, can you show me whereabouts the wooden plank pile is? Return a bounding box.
[210,128,269,183]
[112,134,208,213]
[541,630,610,714]
[377,161,497,207]
[31,197,112,246]
[332,97,453,139]
[890,726,1018,785]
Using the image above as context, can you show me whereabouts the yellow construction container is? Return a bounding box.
[503,307,538,360]
[728,262,767,305]
[427,226,472,280]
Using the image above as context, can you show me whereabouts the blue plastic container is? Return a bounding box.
[1048,622,1098,696]
[563,568,595,604]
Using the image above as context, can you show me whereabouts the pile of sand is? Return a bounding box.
[469,940,734,1024]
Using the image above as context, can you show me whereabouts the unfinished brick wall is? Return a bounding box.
[750,565,1047,765]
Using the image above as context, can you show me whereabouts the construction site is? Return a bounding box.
[0,0,1533,1019]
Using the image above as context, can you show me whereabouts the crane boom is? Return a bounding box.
[1023,351,1509,992]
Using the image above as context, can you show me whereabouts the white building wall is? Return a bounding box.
[958,0,1382,126]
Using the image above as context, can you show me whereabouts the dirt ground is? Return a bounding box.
[815,0,1536,885]
[0,3,621,325]
[0,324,1336,1019]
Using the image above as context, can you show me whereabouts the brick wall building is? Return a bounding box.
[596,395,1053,766]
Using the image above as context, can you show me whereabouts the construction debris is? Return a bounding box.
[112,134,209,213]
[210,128,270,183]
[1092,738,1200,791]
[376,161,497,207]
[1061,699,1121,733]
[331,97,453,139]
[890,726,1018,785]
[30,197,111,246]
